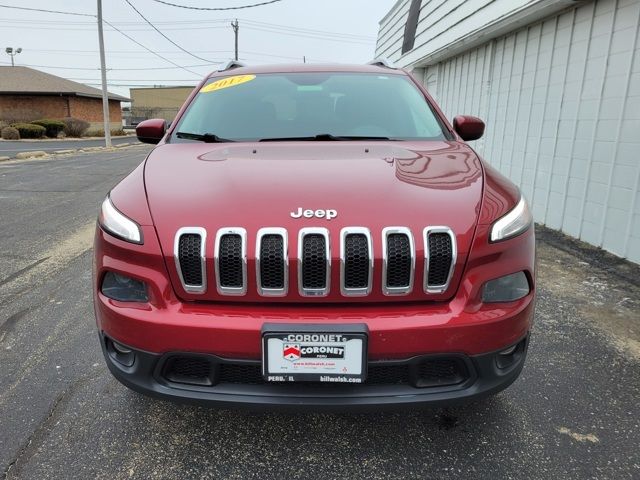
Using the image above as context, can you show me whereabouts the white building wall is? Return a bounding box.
[376,0,640,263]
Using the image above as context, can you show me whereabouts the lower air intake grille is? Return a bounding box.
[159,356,471,389]
[415,358,467,387]
[302,234,327,290]
[427,232,453,287]
[218,234,243,288]
[344,234,370,289]
[163,356,213,386]
[219,364,264,384]
[260,234,285,289]
[386,233,412,288]
[178,234,203,286]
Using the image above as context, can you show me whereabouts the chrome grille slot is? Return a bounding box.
[298,228,330,297]
[340,227,373,296]
[174,227,206,294]
[424,227,456,293]
[382,227,414,295]
[215,228,247,296]
[256,228,288,297]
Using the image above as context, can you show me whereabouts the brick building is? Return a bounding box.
[0,66,129,129]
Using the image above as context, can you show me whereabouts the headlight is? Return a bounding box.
[490,196,532,242]
[482,271,530,303]
[99,195,142,244]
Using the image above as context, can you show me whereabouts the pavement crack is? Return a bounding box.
[2,391,65,480]
[2,373,99,480]
[0,257,50,288]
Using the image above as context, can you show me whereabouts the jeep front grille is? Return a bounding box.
[298,228,330,297]
[174,227,206,294]
[382,227,415,295]
[214,228,247,295]
[340,228,373,296]
[424,227,456,293]
[174,226,456,298]
[256,228,288,296]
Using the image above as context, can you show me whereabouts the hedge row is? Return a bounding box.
[31,119,66,138]
[11,123,47,139]
[1,126,20,140]
[0,117,93,139]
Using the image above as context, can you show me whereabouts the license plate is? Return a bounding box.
[262,324,368,383]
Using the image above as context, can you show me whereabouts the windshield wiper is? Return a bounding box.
[259,134,394,142]
[176,131,234,143]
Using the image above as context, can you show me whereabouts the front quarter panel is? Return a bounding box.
[108,160,154,226]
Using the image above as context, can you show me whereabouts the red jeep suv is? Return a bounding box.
[94,60,535,409]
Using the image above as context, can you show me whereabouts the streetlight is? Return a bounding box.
[5,47,22,66]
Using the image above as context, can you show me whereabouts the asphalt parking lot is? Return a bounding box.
[0,148,638,479]
[0,137,136,158]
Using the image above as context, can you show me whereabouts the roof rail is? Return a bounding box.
[218,59,247,72]
[367,57,397,69]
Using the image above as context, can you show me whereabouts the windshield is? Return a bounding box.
[173,72,447,142]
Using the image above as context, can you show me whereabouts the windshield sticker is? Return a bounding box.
[200,74,256,93]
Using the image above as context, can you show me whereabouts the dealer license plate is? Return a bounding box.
[262,327,367,383]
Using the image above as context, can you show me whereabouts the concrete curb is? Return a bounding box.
[0,142,144,163]
[15,151,48,159]
[0,134,137,143]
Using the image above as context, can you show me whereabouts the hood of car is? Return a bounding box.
[144,141,484,302]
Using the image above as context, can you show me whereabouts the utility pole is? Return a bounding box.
[97,0,112,148]
[231,19,239,61]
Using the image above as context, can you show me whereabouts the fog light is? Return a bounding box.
[101,271,148,302]
[496,339,526,369]
[482,271,530,303]
[112,341,132,355]
[106,337,135,367]
[499,345,517,355]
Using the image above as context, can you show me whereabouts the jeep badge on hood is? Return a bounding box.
[290,208,338,220]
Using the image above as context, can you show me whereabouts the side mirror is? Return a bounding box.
[136,118,167,145]
[453,115,485,141]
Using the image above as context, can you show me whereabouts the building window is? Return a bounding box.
[402,0,422,54]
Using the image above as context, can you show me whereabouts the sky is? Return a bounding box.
[0,0,396,99]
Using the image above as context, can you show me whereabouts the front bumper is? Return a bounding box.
[101,332,529,410]
[94,222,536,409]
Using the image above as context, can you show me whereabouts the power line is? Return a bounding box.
[19,47,321,60]
[0,22,229,32]
[0,2,212,81]
[243,25,374,45]
[86,83,197,87]
[240,19,376,40]
[0,3,94,17]
[27,48,233,54]
[0,17,375,40]
[0,16,372,38]
[0,17,230,25]
[0,60,215,71]
[123,0,217,63]
[0,15,375,42]
[150,0,281,11]
[68,77,201,81]
[102,19,203,77]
